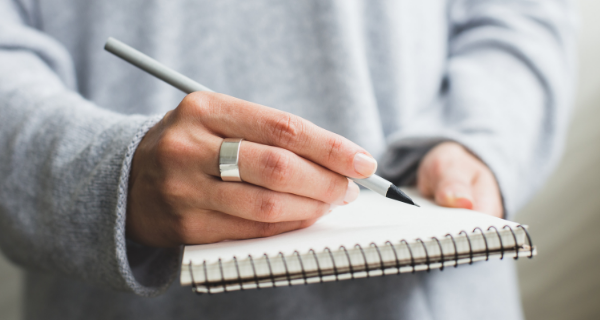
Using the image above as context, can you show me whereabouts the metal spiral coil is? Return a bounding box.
[293,250,308,285]
[445,234,459,267]
[324,247,339,281]
[400,239,416,273]
[232,256,244,291]
[188,261,197,293]
[355,244,370,278]
[188,224,534,293]
[263,253,276,287]
[503,225,519,260]
[473,227,490,261]
[339,246,354,280]
[385,240,401,274]
[309,249,323,283]
[431,237,445,271]
[416,238,431,272]
[517,225,534,258]
[203,260,210,294]
[487,226,504,259]
[218,258,227,293]
[248,254,260,289]
[459,230,474,264]
[278,252,292,286]
[370,243,385,276]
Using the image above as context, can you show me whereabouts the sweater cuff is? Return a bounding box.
[114,114,181,297]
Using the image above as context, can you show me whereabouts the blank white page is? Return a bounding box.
[183,189,519,265]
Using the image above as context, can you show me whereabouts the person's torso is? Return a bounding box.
[30,0,448,159]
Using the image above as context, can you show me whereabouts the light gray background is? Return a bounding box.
[0,1,598,318]
[516,0,600,319]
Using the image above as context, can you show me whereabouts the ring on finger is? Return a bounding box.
[219,138,244,182]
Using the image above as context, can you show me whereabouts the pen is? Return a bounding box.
[104,37,418,207]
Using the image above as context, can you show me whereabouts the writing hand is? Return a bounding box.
[126,92,378,247]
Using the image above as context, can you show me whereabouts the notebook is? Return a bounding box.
[180,189,535,293]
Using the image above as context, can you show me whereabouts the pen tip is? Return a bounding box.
[386,184,419,207]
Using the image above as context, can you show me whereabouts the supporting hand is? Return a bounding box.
[417,142,503,218]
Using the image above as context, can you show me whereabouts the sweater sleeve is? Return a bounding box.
[0,0,178,296]
[378,0,577,217]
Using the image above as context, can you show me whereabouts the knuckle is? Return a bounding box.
[180,91,217,118]
[261,150,293,187]
[325,136,345,162]
[172,216,201,244]
[257,193,283,222]
[157,176,187,203]
[269,113,306,147]
[155,131,189,165]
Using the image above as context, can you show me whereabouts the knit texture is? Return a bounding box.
[0,0,576,319]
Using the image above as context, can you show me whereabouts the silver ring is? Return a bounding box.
[219,138,244,182]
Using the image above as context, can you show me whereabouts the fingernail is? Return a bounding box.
[343,180,360,205]
[446,191,473,209]
[327,204,338,214]
[353,153,378,177]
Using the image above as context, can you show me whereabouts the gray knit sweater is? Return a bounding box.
[0,0,576,319]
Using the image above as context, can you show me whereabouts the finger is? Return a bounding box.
[179,210,319,244]
[184,92,378,178]
[421,160,475,209]
[194,137,359,205]
[434,174,474,210]
[205,179,331,223]
[471,170,503,218]
[238,141,359,205]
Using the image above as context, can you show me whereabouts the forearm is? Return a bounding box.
[0,22,177,295]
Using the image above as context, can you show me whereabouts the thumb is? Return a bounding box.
[434,177,474,210]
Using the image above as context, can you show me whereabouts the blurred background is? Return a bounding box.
[516,0,600,319]
[1,1,599,319]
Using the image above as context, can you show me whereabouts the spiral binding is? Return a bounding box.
[370,243,385,276]
[325,247,339,281]
[188,261,197,293]
[401,239,416,273]
[355,244,370,278]
[385,241,401,274]
[203,260,210,294]
[233,256,244,291]
[416,238,431,272]
[473,227,489,261]
[263,253,276,287]
[248,254,260,289]
[431,237,445,271]
[309,249,323,283]
[517,225,535,258]
[487,226,504,259]
[503,225,519,260]
[339,246,353,280]
[294,251,308,285]
[278,252,292,286]
[445,234,459,267]
[189,224,534,293]
[218,258,227,293]
[459,230,474,264]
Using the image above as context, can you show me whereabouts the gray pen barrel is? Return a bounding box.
[105,37,412,204]
[104,37,213,94]
[350,176,389,197]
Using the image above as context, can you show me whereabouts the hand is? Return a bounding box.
[126,92,378,247]
[416,142,503,218]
